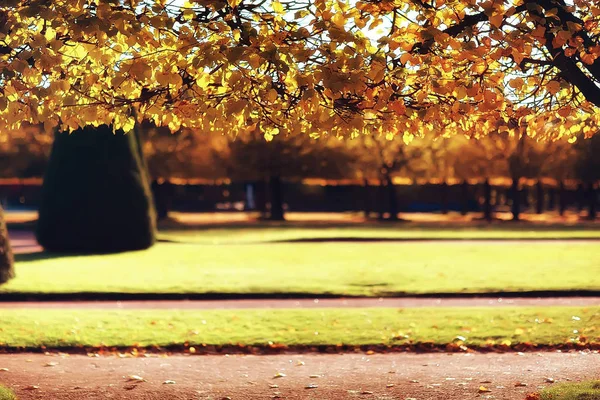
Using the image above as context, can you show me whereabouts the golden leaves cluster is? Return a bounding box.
[0,0,599,142]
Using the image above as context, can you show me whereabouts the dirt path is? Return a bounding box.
[1,296,599,309]
[0,352,598,400]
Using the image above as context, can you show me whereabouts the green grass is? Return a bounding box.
[0,306,597,349]
[2,241,599,296]
[160,225,600,244]
[0,386,16,400]
[540,380,600,399]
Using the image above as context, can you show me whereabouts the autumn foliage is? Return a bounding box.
[0,0,599,142]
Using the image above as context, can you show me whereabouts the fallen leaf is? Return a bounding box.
[24,385,39,390]
[126,375,146,382]
[478,386,492,393]
[515,382,528,387]
[409,379,419,383]
[361,390,374,394]
[545,377,555,383]
[163,380,176,384]
[0,368,8,372]
[269,384,279,388]
[44,362,59,367]
[525,394,541,400]
[386,384,395,388]
[305,383,318,389]
[273,372,286,378]
[296,361,305,366]
[309,374,321,378]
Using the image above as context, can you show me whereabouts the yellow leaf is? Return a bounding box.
[400,53,412,65]
[509,78,524,90]
[272,0,283,14]
[331,13,345,28]
[546,80,561,95]
[489,13,503,28]
[455,86,467,99]
[479,386,492,393]
[266,89,278,103]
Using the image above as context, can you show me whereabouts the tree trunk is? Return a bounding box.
[511,177,521,221]
[536,180,544,214]
[255,179,268,219]
[577,183,585,213]
[559,181,567,216]
[587,183,597,220]
[0,204,15,284]
[522,186,530,208]
[386,174,398,221]
[378,178,386,220]
[36,125,157,253]
[440,182,449,214]
[268,175,285,221]
[483,179,493,222]
[460,180,469,216]
[547,188,556,211]
[151,179,174,221]
[363,178,371,219]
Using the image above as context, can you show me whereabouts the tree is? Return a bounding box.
[36,125,157,253]
[574,134,600,219]
[214,130,355,220]
[352,133,428,220]
[0,124,51,178]
[1,1,598,142]
[0,205,14,284]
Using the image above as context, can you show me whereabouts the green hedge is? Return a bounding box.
[36,125,157,253]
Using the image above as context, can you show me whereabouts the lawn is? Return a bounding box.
[1,241,599,296]
[160,225,600,244]
[540,380,600,399]
[0,306,597,350]
[0,386,16,400]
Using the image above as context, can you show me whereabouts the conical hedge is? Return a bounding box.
[36,125,157,253]
[0,204,15,283]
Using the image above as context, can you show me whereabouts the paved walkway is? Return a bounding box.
[1,296,599,309]
[0,352,598,399]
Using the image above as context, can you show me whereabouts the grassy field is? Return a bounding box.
[0,306,597,349]
[1,241,599,296]
[0,386,16,400]
[160,225,600,244]
[540,380,600,399]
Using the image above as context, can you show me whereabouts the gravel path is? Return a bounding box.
[0,352,598,399]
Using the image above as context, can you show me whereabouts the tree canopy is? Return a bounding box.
[1,0,599,141]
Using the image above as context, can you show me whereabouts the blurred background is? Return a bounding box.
[1,122,598,223]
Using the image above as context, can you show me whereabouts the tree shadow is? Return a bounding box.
[14,248,146,263]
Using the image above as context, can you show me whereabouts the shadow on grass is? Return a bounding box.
[2,289,600,302]
[157,237,600,245]
[14,248,147,263]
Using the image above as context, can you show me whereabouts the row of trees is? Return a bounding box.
[141,126,599,221]
[1,123,599,225]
